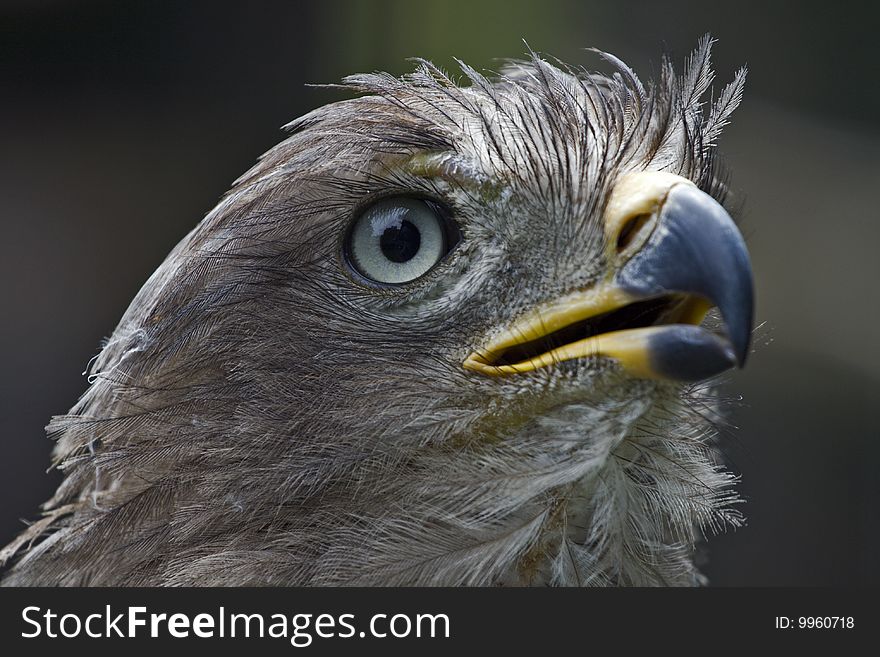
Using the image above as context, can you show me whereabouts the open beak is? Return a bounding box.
[463,172,754,382]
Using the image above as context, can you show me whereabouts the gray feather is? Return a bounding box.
[2,40,746,586]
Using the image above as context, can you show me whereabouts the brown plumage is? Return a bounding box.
[1,36,753,586]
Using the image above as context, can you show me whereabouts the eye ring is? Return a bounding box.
[343,196,460,286]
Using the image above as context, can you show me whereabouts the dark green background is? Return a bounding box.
[1,0,877,585]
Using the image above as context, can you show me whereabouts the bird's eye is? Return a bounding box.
[345,197,459,285]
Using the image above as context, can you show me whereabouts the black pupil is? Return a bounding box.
[380,220,421,263]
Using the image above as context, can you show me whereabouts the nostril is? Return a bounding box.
[616,213,653,252]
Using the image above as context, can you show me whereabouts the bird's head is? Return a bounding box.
[3,37,754,586]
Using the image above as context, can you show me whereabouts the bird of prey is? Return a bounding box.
[1,36,753,586]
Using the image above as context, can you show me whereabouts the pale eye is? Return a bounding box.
[345,197,459,285]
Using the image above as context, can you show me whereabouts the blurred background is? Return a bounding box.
[1,0,877,585]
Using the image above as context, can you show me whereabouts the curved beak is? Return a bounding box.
[463,172,755,382]
[615,179,754,376]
